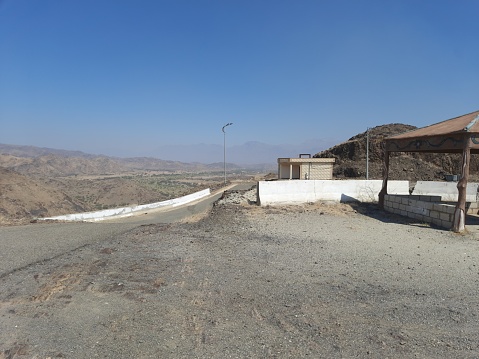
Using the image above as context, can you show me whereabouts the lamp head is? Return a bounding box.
[222,122,233,132]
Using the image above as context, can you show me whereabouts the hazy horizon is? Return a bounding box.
[1,1,478,157]
[0,137,340,165]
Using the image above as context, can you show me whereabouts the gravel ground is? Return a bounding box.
[1,191,478,358]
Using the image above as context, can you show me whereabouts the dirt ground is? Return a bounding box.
[1,200,478,358]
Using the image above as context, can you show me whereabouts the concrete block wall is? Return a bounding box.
[384,194,455,229]
[443,201,478,215]
[412,181,479,202]
[303,163,333,180]
[258,180,410,205]
[466,201,478,214]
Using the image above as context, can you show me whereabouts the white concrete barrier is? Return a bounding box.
[412,181,478,202]
[257,180,409,206]
[43,188,211,222]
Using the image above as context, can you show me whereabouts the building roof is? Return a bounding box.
[278,158,335,163]
[387,110,479,140]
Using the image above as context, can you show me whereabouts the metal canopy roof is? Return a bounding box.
[384,110,479,153]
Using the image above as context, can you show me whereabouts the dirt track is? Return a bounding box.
[1,202,478,358]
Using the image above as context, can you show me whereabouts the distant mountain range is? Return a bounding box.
[0,143,230,176]
[150,139,339,165]
[0,143,98,159]
[0,139,338,170]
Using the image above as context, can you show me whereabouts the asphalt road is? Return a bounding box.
[0,183,254,278]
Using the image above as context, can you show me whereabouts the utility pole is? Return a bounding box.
[366,127,370,180]
[222,122,233,184]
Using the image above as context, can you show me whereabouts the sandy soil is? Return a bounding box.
[1,199,478,358]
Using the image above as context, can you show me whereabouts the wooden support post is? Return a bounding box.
[378,147,390,209]
[453,136,471,232]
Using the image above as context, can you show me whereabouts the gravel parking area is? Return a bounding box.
[1,197,478,358]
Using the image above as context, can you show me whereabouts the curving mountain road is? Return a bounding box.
[0,183,254,278]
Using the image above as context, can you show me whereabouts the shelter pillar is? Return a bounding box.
[453,136,472,232]
[378,147,390,208]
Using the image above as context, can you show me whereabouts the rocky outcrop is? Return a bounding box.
[314,124,470,182]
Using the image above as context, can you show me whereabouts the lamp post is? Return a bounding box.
[366,127,369,180]
[222,122,233,184]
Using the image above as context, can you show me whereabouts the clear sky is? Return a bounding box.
[1,0,478,158]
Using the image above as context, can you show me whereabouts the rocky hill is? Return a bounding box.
[2,126,475,225]
[0,144,254,225]
[0,144,243,177]
[0,143,96,158]
[2,154,128,177]
[0,167,87,225]
[314,123,471,182]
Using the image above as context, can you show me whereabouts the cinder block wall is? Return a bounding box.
[301,163,333,180]
[383,194,455,229]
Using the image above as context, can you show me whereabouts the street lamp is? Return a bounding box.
[222,122,233,184]
[366,127,369,180]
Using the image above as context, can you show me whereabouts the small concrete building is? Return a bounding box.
[278,155,335,180]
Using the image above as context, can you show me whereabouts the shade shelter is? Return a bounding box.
[379,110,479,232]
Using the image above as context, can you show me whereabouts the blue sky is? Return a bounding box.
[1,0,478,159]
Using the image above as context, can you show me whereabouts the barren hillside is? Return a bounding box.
[0,167,87,225]
[4,154,128,177]
[315,123,476,181]
[0,165,235,225]
[5,124,476,226]
[0,143,260,225]
[0,144,238,177]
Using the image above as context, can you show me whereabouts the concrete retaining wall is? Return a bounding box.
[383,194,455,230]
[412,181,479,202]
[43,188,211,222]
[257,180,410,206]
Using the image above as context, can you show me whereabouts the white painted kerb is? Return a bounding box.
[43,188,211,222]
